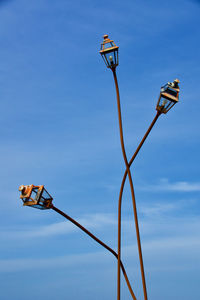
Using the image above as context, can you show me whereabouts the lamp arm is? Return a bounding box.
[51,205,137,300]
[112,68,148,300]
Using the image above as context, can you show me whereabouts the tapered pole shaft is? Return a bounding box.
[51,205,137,300]
[112,68,148,300]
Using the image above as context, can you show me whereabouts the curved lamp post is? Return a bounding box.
[100,34,148,300]
[19,184,137,300]
[117,78,180,300]
[99,34,180,300]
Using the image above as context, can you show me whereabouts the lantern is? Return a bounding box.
[19,185,53,209]
[156,79,180,114]
[99,34,119,68]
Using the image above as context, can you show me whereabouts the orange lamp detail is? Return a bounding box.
[19,185,53,210]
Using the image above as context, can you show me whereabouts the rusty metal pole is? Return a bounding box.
[51,205,137,300]
[111,67,148,300]
[117,111,161,300]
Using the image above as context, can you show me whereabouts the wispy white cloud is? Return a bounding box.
[140,178,200,192]
[124,234,200,257]
[0,213,117,240]
[0,200,200,273]
[139,202,178,216]
[1,232,200,273]
[0,250,108,273]
[1,197,199,241]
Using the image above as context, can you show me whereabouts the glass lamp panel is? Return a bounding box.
[116,50,119,65]
[101,54,109,67]
[103,41,114,50]
[160,97,171,108]
[31,188,39,199]
[42,188,52,200]
[105,52,114,66]
[104,50,118,67]
[158,96,174,113]
[38,188,52,208]
[33,187,43,203]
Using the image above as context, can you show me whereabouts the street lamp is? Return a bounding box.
[19,185,53,209]
[99,34,119,69]
[100,34,180,300]
[18,185,137,300]
[100,34,148,300]
[156,79,180,114]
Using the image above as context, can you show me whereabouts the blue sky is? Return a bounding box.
[0,0,200,299]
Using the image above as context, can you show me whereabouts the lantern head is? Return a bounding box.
[156,79,180,114]
[99,34,119,69]
[19,185,53,209]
